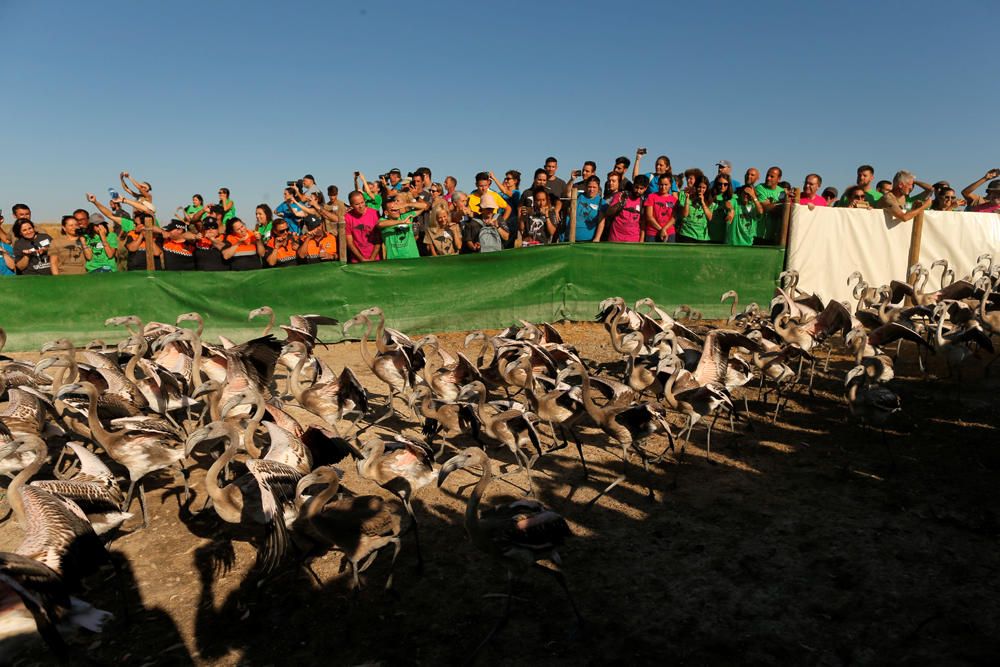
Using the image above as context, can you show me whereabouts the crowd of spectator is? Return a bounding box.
[2,157,998,276]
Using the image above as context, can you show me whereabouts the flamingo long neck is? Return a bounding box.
[980,286,992,323]
[304,473,341,525]
[729,294,739,319]
[8,438,47,529]
[360,439,385,481]
[577,366,602,421]
[373,311,391,354]
[289,349,309,403]
[934,314,947,348]
[83,386,114,449]
[663,366,680,409]
[205,423,242,520]
[124,346,141,385]
[465,451,492,545]
[610,308,627,353]
[854,333,867,365]
[357,317,376,372]
[244,392,265,457]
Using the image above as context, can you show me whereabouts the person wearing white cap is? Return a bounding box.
[961,168,1000,213]
[716,160,742,189]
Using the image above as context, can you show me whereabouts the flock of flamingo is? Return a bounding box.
[1,253,998,661]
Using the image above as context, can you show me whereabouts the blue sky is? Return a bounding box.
[1,0,995,222]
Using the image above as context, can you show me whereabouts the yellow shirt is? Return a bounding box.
[469,191,511,215]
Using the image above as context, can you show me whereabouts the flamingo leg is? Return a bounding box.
[533,562,584,628]
[584,446,629,510]
[403,498,424,574]
[468,571,515,662]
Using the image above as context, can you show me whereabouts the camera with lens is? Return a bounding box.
[286,179,305,191]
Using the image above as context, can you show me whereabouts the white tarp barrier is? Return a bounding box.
[786,206,913,305]
[919,210,1000,291]
[786,207,1000,304]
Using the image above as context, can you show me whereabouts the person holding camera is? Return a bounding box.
[604,175,649,243]
[353,171,384,214]
[82,212,119,273]
[217,187,236,224]
[518,187,558,246]
[50,214,92,275]
[11,219,54,275]
[275,187,306,234]
[264,220,299,267]
[676,175,715,243]
[727,186,763,247]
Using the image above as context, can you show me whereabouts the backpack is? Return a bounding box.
[478,225,503,253]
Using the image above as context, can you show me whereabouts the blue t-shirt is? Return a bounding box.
[569,194,607,241]
[274,202,303,234]
[644,174,679,194]
[0,241,14,276]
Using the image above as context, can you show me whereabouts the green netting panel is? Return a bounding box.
[0,244,785,351]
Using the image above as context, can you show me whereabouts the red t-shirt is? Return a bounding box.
[345,208,380,263]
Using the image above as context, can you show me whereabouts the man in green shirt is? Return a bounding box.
[377,195,426,260]
[754,166,785,245]
[837,165,883,207]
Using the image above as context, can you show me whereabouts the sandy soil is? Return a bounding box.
[3,321,999,666]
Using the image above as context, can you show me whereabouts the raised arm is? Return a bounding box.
[87,193,123,225]
[961,168,999,205]
[119,171,140,198]
[490,171,513,197]
[632,149,644,181]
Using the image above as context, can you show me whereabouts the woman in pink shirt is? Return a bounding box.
[643,173,679,242]
[607,176,649,243]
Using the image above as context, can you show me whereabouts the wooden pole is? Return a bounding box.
[568,188,578,243]
[337,218,346,264]
[906,209,925,277]
[778,188,798,247]
[143,223,155,271]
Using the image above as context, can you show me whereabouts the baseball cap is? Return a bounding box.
[479,192,499,210]
[987,179,1000,192]
[303,215,323,230]
[388,168,401,175]
[164,219,187,231]
[88,212,107,225]
[202,219,219,229]
[717,160,732,168]
[822,187,838,199]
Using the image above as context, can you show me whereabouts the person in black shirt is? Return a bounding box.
[194,219,228,271]
[161,219,197,271]
[12,220,54,275]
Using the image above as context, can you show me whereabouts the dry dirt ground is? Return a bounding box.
[3,321,1000,666]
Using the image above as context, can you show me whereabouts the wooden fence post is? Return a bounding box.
[338,219,346,264]
[568,188,578,243]
[778,188,798,247]
[906,209,925,279]
[144,225,155,271]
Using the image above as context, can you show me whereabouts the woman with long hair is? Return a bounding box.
[425,202,462,256]
[707,175,734,243]
[677,175,715,243]
[254,204,274,240]
[222,217,264,271]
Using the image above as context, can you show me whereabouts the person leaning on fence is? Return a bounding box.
[297,215,338,263]
[161,219,197,271]
[194,218,228,271]
[798,174,827,209]
[960,168,1000,213]
[708,175,734,243]
[931,186,961,211]
[50,214,91,275]
[875,170,933,221]
[221,218,264,271]
[841,186,873,210]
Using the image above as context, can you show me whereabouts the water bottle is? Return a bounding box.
[108,187,119,201]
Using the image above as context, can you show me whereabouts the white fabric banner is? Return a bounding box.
[786,206,913,306]
[919,210,1000,291]
[787,206,1000,304]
